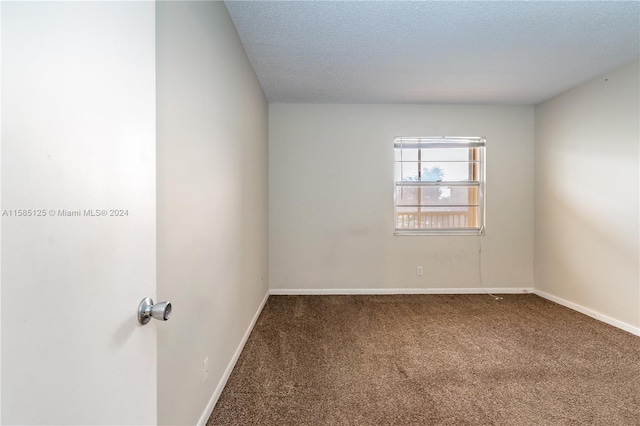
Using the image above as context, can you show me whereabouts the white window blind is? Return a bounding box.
[394,137,486,235]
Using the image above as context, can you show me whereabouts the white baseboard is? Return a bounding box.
[533,289,640,336]
[269,287,534,295]
[197,291,270,426]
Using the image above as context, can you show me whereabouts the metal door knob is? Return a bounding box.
[138,297,172,325]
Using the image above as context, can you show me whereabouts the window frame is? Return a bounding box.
[393,136,486,236]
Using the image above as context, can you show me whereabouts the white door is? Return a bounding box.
[1,2,157,424]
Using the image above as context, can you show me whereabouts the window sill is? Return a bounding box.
[394,229,485,236]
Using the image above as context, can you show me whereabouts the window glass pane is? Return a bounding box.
[395,186,420,206]
[395,149,419,162]
[396,161,422,182]
[420,147,469,161]
[396,207,480,230]
[395,159,476,182]
[394,148,418,162]
[396,149,475,182]
[396,206,421,229]
[423,185,477,205]
[415,162,472,181]
[395,186,478,207]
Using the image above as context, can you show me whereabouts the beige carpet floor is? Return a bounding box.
[208,294,640,425]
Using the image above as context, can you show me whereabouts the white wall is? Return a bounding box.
[2,2,157,424]
[156,2,269,425]
[535,60,640,330]
[0,2,3,420]
[269,104,534,291]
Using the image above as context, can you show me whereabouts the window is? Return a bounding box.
[394,137,486,235]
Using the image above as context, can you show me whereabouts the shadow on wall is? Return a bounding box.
[537,183,638,316]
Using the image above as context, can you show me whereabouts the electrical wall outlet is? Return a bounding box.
[417,266,423,276]
[202,357,209,383]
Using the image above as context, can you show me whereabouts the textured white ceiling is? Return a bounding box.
[225,1,640,105]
